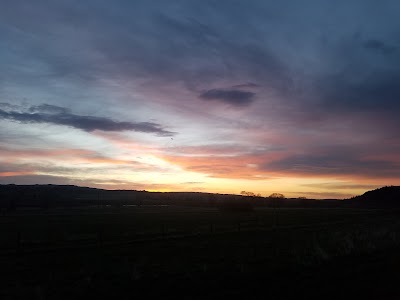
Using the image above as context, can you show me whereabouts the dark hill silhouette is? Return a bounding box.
[0,184,343,210]
[2,184,399,210]
[349,186,400,208]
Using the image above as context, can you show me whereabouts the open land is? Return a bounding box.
[1,204,400,299]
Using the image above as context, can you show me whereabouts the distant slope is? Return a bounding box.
[349,186,400,208]
[0,184,346,209]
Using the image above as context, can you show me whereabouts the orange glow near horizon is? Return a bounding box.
[1,137,399,199]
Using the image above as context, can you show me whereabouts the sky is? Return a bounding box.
[1,0,400,199]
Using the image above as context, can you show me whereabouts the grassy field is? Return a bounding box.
[1,206,400,299]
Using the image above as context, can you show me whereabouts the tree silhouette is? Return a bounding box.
[241,191,261,197]
[269,193,285,199]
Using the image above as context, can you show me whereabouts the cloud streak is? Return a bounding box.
[363,39,397,55]
[0,103,174,136]
[199,88,255,107]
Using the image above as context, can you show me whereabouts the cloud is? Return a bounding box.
[0,103,174,136]
[0,1,292,94]
[199,88,255,107]
[164,144,251,157]
[163,146,400,181]
[293,191,355,200]
[363,39,396,55]
[301,182,383,190]
[161,146,284,180]
[0,173,203,192]
[317,70,400,114]
[29,104,71,114]
[0,102,22,110]
[2,0,400,195]
[0,174,78,185]
[264,152,400,179]
[232,83,260,89]
[161,143,400,181]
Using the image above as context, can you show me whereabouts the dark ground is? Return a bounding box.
[1,207,400,299]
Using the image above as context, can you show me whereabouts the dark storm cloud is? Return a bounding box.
[0,104,174,136]
[199,89,255,107]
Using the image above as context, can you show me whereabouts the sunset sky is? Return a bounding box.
[1,0,400,198]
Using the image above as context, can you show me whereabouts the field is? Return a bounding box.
[1,206,400,299]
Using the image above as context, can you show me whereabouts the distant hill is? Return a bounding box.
[0,184,345,210]
[0,184,144,210]
[0,184,251,210]
[4,184,399,210]
[349,186,400,208]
